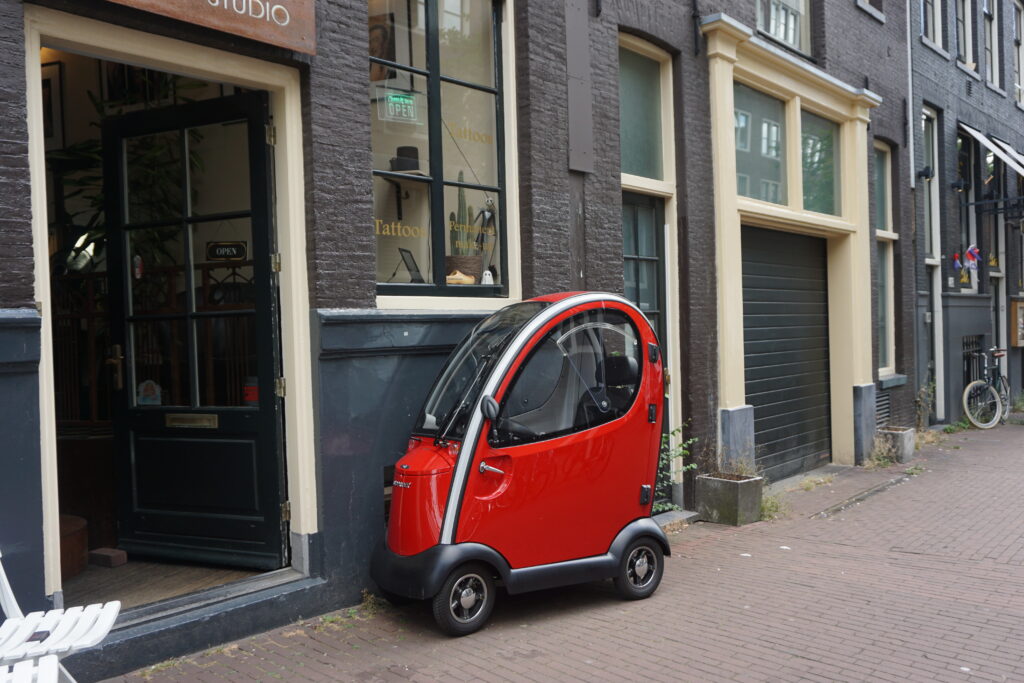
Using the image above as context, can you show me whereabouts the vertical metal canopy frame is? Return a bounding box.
[957,122,1024,178]
[373,0,509,297]
[959,128,1024,221]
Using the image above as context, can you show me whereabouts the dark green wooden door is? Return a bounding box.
[103,93,287,570]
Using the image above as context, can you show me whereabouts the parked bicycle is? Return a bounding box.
[961,347,1010,429]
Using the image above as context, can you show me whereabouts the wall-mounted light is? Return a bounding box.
[951,179,968,192]
[917,166,934,180]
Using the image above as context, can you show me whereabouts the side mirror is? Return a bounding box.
[480,395,500,420]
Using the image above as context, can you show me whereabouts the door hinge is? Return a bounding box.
[280,501,291,523]
[665,370,671,387]
[271,253,282,273]
[266,124,277,146]
[275,376,286,397]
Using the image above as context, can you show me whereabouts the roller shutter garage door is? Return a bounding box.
[742,226,831,481]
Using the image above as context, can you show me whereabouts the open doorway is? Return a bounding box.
[42,47,288,610]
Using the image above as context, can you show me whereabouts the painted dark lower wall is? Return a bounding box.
[68,309,482,680]
[0,310,44,612]
[942,293,993,423]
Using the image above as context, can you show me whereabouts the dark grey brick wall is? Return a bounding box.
[0,0,32,309]
[911,0,1024,419]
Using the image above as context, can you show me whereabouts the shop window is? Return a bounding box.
[493,309,643,447]
[757,0,811,53]
[956,132,979,289]
[619,48,664,180]
[369,0,507,293]
[957,0,976,66]
[735,83,788,205]
[802,111,841,215]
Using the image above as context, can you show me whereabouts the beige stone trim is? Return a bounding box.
[25,5,317,593]
[702,14,879,466]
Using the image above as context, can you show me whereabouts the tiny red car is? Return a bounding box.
[371,292,669,635]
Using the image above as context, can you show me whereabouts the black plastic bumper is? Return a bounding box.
[370,541,512,600]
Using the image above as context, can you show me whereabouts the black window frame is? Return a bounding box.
[371,0,509,298]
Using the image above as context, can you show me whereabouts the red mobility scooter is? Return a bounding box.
[371,292,669,635]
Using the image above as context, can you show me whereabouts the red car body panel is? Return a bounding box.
[385,294,664,570]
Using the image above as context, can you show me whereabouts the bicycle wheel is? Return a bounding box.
[997,375,1011,422]
[962,380,1001,429]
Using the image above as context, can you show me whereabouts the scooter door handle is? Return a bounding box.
[479,462,505,476]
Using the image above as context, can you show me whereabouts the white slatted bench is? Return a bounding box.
[0,550,120,683]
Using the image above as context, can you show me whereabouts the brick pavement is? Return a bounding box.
[109,424,1024,682]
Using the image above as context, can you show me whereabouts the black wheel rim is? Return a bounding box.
[626,546,657,589]
[448,573,487,623]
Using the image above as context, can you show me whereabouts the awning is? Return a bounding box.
[989,135,1024,173]
[958,122,1024,178]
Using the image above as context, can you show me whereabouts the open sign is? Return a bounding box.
[206,242,247,261]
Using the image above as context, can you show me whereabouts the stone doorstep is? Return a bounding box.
[653,508,700,534]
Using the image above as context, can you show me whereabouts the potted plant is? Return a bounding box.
[875,426,916,463]
[695,456,763,526]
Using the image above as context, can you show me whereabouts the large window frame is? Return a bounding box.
[957,0,976,66]
[984,0,1001,85]
[957,131,979,291]
[371,0,513,301]
[924,0,946,48]
[757,0,811,54]
[1014,0,1024,101]
[873,141,897,377]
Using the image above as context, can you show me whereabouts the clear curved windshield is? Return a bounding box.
[417,301,549,440]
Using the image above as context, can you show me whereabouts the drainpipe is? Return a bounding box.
[906,0,916,190]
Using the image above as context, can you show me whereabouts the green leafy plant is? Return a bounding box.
[653,426,697,514]
[760,493,788,521]
[904,464,924,476]
[943,416,971,434]
[865,435,897,469]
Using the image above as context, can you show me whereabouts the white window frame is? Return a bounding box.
[378,0,521,311]
[957,0,976,66]
[985,0,1001,85]
[735,109,751,151]
[758,0,811,53]
[1014,0,1024,101]
[922,106,946,420]
[618,34,685,506]
[761,119,782,159]
[924,0,946,48]
[874,141,897,377]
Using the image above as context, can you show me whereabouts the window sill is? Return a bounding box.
[1016,100,1024,113]
[875,229,899,241]
[855,0,886,24]
[754,29,815,63]
[920,35,951,61]
[956,61,981,80]
[985,80,1008,97]
[877,373,907,389]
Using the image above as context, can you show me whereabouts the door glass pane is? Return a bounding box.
[619,48,663,179]
[734,83,787,205]
[495,309,643,446]
[639,261,658,312]
[622,205,637,255]
[637,205,657,257]
[131,319,189,407]
[189,121,250,217]
[372,73,430,173]
[374,175,432,283]
[192,219,255,311]
[368,0,427,75]
[197,315,257,407]
[443,184,500,285]
[441,82,498,186]
[439,0,495,86]
[801,110,841,215]
[128,227,186,315]
[125,130,183,224]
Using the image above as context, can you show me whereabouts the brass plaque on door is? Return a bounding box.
[165,413,219,429]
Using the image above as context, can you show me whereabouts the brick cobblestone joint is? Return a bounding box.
[112,424,1024,682]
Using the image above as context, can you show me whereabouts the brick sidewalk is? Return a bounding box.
[108,424,1024,682]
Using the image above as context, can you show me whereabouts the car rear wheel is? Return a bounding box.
[432,562,495,636]
[613,538,664,600]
